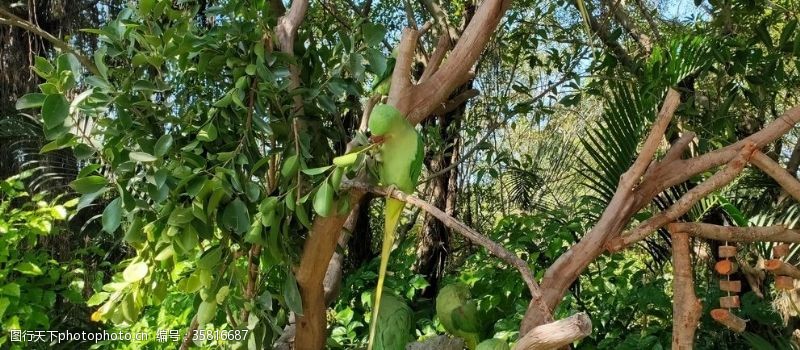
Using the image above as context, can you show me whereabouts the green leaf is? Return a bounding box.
[70,176,107,194]
[130,151,158,162]
[245,181,261,202]
[313,181,334,217]
[222,198,250,234]
[301,165,333,176]
[154,134,174,157]
[283,272,304,316]
[87,292,110,306]
[281,155,299,178]
[0,283,20,297]
[41,94,69,129]
[362,23,386,47]
[365,48,387,76]
[168,206,195,225]
[198,123,218,142]
[198,247,222,270]
[102,198,123,233]
[15,262,44,276]
[197,300,218,325]
[123,262,149,283]
[16,93,46,110]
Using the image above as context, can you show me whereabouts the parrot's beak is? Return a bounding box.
[370,135,385,144]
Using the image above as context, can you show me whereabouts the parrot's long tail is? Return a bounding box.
[367,198,405,350]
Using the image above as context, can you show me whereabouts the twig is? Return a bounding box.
[341,180,553,321]
[0,6,100,76]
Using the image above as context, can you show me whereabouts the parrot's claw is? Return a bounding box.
[370,135,385,144]
[385,184,398,199]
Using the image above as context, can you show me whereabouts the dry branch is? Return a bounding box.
[710,309,746,332]
[739,257,766,298]
[671,231,702,349]
[666,223,800,243]
[606,143,756,252]
[341,180,550,319]
[751,150,800,202]
[0,6,99,76]
[765,259,800,279]
[513,312,592,350]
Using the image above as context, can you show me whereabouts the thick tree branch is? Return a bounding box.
[0,6,100,76]
[667,222,800,243]
[276,0,310,115]
[765,259,800,279]
[750,150,800,202]
[513,312,592,350]
[606,143,756,251]
[390,0,512,125]
[532,100,800,332]
[671,231,702,349]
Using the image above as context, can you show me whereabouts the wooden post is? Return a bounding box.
[719,280,741,293]
[718,245,737,258]
[719,295,740,309]
[775,275,795,290]
[715,260,738,275]
[710,309,746,332]
[773,243,790,258]
[764,259,800,279]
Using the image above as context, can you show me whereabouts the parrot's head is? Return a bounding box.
[368,104,403,140]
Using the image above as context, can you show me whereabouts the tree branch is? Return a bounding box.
[671,231,702,348]
[667,222,800,243]
[750,150,800,202]
[0,6,100,76]
[607,143,755,251]
[341,180,549,318]
[513,312,592,350]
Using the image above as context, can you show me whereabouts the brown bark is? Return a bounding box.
[719,295,740,308]
[775,275,795,290]
[667,223,800,243]
[718,245,737,258]
[512,312,592,350]
[671,231,702,349]
[530,99,800,331]
[295,190,365,350]
[774,243,791,258]
[765,259,800,279]
[719,280,742,292]
[751,150,800,202]
[710,309,746,332]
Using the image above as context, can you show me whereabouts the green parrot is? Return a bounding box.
[436,283,481,350]
[476,339,510,350]
[366,104,424,350]
[373,293,414,350]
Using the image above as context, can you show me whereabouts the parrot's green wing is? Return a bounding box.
[452,301,480,333]
[374,294,414,350]
[476,339,511,350]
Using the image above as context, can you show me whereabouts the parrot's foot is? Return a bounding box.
[385,184,398,199]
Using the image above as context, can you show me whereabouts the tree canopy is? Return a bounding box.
[2,0,800,349]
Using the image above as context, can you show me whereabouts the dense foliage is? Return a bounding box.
[2,0,800,349]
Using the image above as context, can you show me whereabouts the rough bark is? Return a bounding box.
[513,312,592,350]
[671,230,702,348]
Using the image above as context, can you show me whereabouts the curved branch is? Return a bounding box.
[341,180,553,321]
[0,6,99,76]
